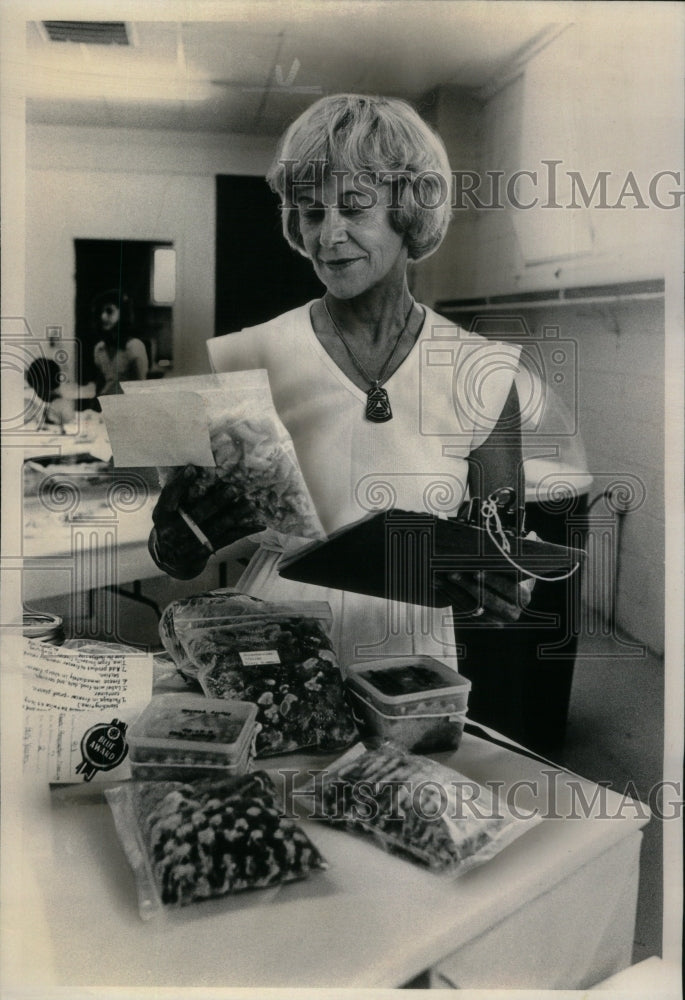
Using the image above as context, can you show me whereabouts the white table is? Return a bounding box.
[22,490,162,601]
[21,487,254,609]
[11,733,649,991]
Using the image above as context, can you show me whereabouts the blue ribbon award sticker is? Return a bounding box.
[76,719,129,781]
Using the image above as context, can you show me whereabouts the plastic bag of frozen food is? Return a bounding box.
[178,602,357,757]
[105,770,327,920]
[301,742,542,875]
[128,371,325,551]
[159,589,267,680]
[62,638,141,654]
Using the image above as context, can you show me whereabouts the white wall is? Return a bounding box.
[512,298,666,656]
[415,21,680,305]
[410,87,483,306]
[25,125,276,377]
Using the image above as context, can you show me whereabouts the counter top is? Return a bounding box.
[11,732,649,991]
[523,457,593,502]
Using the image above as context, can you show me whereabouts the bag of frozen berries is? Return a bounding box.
[105,771,327,919]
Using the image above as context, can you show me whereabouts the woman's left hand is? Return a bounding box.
[446,569,535,625]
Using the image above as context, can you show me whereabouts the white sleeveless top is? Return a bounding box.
[208,302,520,670]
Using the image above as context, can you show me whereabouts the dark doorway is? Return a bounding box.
[215,175,324,337]
[74,238,174,385]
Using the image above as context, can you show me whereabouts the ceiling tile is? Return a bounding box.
[25,6,560,135]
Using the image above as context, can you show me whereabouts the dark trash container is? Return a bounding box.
[456,369,592,760]
[456,489,589,760]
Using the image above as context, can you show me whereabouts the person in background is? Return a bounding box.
[92,289,148,395]
[25,357,74,428]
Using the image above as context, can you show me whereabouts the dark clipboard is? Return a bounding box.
[278,509,586,609]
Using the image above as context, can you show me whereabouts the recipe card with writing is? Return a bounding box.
[23,640,154,783]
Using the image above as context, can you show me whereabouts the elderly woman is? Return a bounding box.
[150,94,531,670]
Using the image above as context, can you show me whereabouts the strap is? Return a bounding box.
[463,719,566,771]
[481,496,580,582]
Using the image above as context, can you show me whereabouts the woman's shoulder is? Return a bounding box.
[207,301,314,373]
[416,306,521,437]
[247,301,314,333]
[421,306,516,349]
[420,305,521,365]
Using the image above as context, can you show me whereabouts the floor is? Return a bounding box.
[30,573,666,974]
[559,629,665,967]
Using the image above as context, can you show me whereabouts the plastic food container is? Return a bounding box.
[23,612,63,643]
[127,693,259,781]
[128,737,254,782]
[344,656,471,753]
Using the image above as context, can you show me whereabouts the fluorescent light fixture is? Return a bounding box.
[25,58,214,103]
[27,69,214,102]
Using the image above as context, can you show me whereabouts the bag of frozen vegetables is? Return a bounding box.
[159,589,267,680]
[177,601,358,757]
[105,770,327,919]
[301,742,541,875]
[125,371,324,579]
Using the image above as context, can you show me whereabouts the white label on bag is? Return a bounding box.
[239,650,281,666]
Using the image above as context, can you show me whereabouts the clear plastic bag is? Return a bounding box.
[159,589,267,679]
[178,602,358,757]
[129,371,324,542]
[61,638,141,654]
[302,742,541,875]
[105,771,327,919]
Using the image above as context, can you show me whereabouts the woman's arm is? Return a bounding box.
[467,380,523,504]
[92,343,108,395]
[127,338,149,381]
[449,381,534,624]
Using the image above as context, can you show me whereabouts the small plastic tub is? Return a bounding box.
[127,693,258,782]
[23,612,63,643]
[129,732,255,782]
[345,656,471,753]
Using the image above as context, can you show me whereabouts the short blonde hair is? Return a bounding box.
[266,94,453,262]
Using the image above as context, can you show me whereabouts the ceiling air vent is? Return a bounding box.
[42,21,130,46]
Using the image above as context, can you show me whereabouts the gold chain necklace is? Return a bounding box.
[323,296,415,423]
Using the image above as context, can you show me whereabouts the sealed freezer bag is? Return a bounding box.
[159,589,267,679]
[178,602,358,757]
[127,371,325,554]
[302,742,541,874]
[105,771,327,919]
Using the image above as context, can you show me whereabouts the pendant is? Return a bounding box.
[366,382,393,422]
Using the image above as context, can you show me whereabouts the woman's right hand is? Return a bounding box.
[148,465,265,580]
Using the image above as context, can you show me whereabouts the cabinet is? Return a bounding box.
[466,20,678,297]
